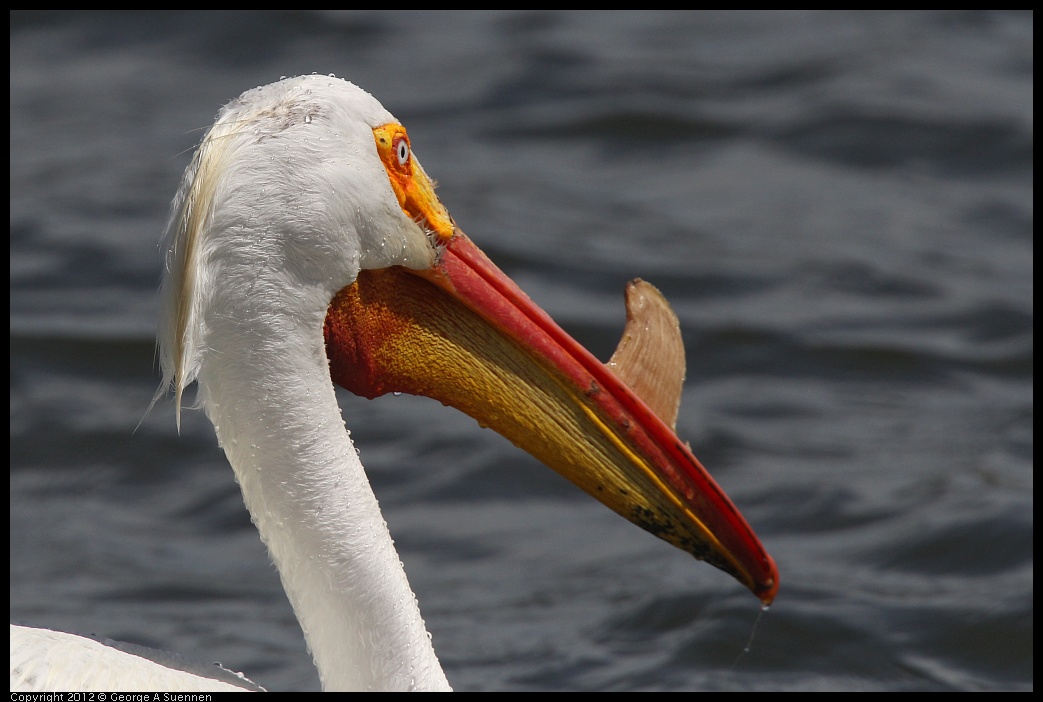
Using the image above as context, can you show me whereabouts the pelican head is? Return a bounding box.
[152,75,777,690]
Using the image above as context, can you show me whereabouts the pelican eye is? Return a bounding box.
[396,137,410,166]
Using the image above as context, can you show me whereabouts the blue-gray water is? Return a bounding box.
[10,11,1032,691]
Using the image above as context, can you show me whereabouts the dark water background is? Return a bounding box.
[10,11,1032,691]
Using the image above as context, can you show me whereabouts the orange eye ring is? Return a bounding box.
[372,123,454,244]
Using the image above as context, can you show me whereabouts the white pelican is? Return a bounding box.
[9,75,778,692]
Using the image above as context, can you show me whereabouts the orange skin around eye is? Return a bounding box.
[373,124,455,244]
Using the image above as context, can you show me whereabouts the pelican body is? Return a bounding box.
[10,75,777,691]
